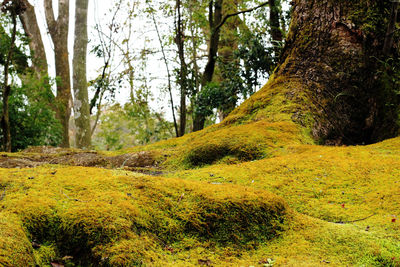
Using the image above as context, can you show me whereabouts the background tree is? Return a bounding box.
[175,0,188,137]
[0,3,62,152]
[1,0,26,152]
[19,0,48,79]
[73,0,91,149]
[44,0,71,147]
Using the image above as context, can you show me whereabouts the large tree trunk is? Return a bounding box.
[73,0,91,149]
[45,0,71,147]
[226,0,400,145]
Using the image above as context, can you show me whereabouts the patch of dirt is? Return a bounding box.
[48,152,108,167]
[0,156,44,168]
[0,147,159,170]
[108,151,156,168]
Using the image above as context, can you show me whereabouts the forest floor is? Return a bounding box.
[1,120,400,266]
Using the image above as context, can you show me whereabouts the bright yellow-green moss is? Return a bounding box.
[166,137,400,265]
[0,166,287,266]
[2,134,400,265]
[0,212,35,266]
[108,75,315,170]
[223,75,314,127]
[117,119,311,169]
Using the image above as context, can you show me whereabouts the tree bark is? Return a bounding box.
[1,12,17,152]
[217,0,240,119]
[175,0,187,137]
[269,0,283,58]
[73,0,91,149]
[45,0,71,147]
[19,1,48,77]
[193,0,223,132]
[228,0,400,145]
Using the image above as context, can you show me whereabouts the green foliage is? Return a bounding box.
[194,29,281,119]
[92,103,174,150]
[235,32,277,97]
[0,76,62,151]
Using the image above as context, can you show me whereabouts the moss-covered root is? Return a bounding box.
[0,212,35,266]
[0,166,289,266]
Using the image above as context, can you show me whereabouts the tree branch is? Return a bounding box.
[44,0,56,36]
[215,1,268,32]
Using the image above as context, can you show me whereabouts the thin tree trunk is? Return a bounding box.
[73,0,91,149]
[217,0,240,120]
[383,2,399,55]
[19,1,48,77]
[193,1,269,131]
[269,0,283,58]
[2,12,17,152]
[193,0,223,132]
[175,0,187,137]
[44,0,71,147]
[149,5,179,137]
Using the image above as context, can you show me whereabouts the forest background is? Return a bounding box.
[0,0,288,152]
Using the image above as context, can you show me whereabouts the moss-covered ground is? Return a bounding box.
[1,123,400,266]
[1,76,400,265]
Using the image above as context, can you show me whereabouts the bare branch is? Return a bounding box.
[215,1,268,32]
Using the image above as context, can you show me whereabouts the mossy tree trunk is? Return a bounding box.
[216,0,240,120]
[271,0,400,145]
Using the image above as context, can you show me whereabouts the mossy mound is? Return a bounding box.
[0,166,288,266]
[0,212,35,266]
[167,136,400,265]
[182,120,305,167]
[222,75,312,128]
[119,119,311,169]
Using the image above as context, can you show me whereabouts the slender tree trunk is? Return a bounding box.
[45,0,71,147]
[227,0,400,145]
[73,0,91,149]
[149,5,179,137]
[383,2,399,56]
[1,12,17,152]
[192,0,269,130]
[193,0,223,132]
[269,0,283,58]
[175,0,187,137]
[19,1,48,77]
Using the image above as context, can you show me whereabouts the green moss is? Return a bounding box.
[0,212,35,266]
[0,166,288,266]
[33,244,57,267]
